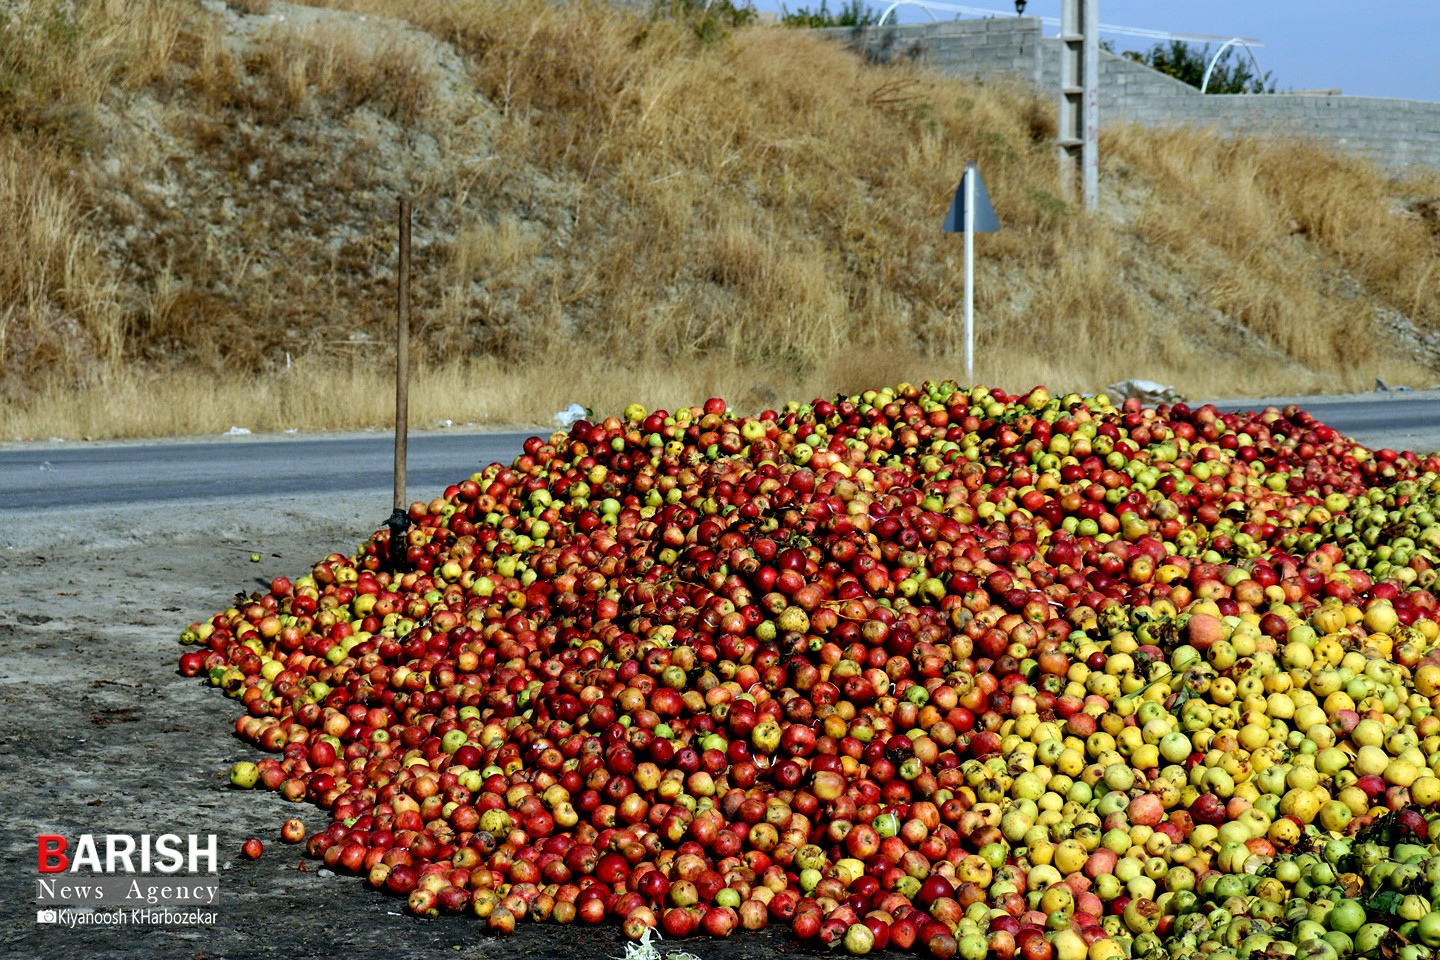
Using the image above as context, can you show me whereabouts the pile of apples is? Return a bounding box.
[181,381,1440,960]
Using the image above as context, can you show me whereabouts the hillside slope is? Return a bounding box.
[2,0,1438,438]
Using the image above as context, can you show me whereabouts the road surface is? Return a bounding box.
[4,392,1440,520]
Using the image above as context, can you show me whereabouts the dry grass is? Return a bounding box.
[398,0,1082,379]
[0,142,125,395]
[1108,125,1440,375]
[1,0,1438,440]
[242,17,435,123]
[0,0,190,114]
[0,348,934,440]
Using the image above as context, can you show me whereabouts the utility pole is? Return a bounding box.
[1059,0,1098,210]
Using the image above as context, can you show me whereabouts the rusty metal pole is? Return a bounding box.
[393,198,412,513]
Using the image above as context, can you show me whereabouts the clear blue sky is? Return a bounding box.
[1093,0,1439,102]
[753,1,1440,102]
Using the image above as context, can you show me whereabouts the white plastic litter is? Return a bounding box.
[614,927,704,960]
[1106,379,1183,404]
[554,403,588,428]
[224,426,252,436]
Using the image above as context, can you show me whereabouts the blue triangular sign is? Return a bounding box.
[943,164,1000,233]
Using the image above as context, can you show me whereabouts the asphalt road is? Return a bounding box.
[4,393,1440,516]
[0,431,534,513]
[1239,394,1440,451]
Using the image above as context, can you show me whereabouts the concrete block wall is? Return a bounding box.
[1039,43,1198,110]
[823,19,1440,172]
[819,19,1044,87]
[1112,93,1440,172]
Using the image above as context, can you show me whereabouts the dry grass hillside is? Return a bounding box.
[2,0,1438,439]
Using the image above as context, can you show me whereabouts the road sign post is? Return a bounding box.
[944,163,1000,385]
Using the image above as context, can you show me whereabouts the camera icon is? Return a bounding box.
[36,909,58,924]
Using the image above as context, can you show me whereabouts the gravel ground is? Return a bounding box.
[5,391,1440,959]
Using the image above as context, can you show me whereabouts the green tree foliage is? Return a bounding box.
[655,0,757,43]
[780,0,881,28]
[1123,40,1275,94]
